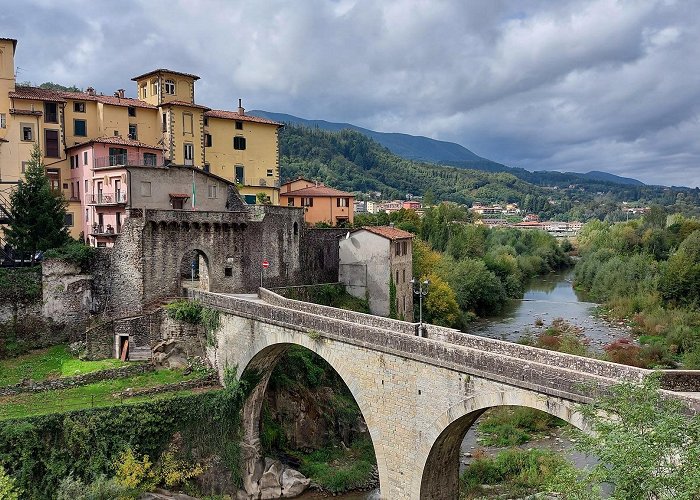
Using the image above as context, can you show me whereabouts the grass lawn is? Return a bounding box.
[0,345,127,386]
[0,368,215,421]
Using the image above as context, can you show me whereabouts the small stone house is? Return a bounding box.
[339,226,414,320]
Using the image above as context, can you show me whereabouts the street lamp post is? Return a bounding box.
[411,277,429,337]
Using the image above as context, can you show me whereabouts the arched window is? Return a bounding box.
[293,221,298,235]
[164,79,176,95]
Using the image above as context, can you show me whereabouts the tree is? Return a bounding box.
[5,144,69,258]
[563,375,700,499]
[422,273,461,328]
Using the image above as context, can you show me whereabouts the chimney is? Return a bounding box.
[115,89,125,98]
[86,87,95,96]
[238,98,244,115]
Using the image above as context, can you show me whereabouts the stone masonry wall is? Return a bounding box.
[42,259,93,330]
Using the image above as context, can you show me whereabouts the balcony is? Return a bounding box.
[89,224,120,237]
[89,191,127,205]
[239,177,281,188]
[93,154,163,168]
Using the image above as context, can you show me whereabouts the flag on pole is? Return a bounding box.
[192,169,196,211]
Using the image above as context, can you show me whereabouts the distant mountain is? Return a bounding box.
[249,110,645,187]
[577,170,644,186]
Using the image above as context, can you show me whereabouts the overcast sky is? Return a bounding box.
[3,0,700,187]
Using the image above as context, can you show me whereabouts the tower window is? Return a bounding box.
[165,79,176,95]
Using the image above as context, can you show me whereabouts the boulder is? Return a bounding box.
[281,467,310,497]
[247,458,310,499]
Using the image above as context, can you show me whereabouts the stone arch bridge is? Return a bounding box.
[188,288,700,500]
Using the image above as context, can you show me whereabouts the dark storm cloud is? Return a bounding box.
[2,0,699,186]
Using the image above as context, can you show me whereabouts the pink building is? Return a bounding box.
[66,136,163,247]
[402,200,421,210]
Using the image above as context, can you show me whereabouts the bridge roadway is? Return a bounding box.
[187,288,700,500]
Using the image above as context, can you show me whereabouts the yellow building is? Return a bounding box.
[0,38,283,240]
[131,70,283,205]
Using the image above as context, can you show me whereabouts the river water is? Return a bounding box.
[299,270,620,499]
[470,269,630,352]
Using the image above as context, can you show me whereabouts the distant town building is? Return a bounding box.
[280,178,354,226]
[402,200,421,210]
[339,226,414,320]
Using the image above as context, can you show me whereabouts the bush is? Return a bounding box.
[44,241,96,269]
[604,338,644,367]
[165,300,203,324]
[478,407,564,447]
[0,464,21,500]
[460,448,577,498]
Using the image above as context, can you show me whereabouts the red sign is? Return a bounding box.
[262,259,270,269]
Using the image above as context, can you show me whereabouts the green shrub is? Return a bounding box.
[460,448,576,498]
[165,300,203,324]
[478,407,564,447]
[0,464,21,500]
[44,241,96,269]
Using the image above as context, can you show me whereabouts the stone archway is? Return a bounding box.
[236,342,381,498]
[179,248,211,292]
[418,389,585,499]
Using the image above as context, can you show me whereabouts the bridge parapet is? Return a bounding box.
[188,289,700,407]
[258,287,419,336]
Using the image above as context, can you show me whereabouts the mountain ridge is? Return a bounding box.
[249,110,645,187]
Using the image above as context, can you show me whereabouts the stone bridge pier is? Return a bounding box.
[195,289,700,499]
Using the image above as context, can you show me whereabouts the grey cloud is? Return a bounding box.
[2,0,699,186]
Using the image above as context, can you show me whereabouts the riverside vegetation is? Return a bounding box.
[575,211,700,368]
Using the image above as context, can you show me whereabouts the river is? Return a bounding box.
[470,269,630,352]
[299,270,620,499]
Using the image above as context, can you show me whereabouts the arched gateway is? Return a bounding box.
[193,289,700,499]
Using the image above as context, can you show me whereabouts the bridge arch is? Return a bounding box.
[418,389,585,499]
[235,338,385,497]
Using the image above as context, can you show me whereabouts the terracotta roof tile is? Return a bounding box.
[160,100,210,110]
[205,109,283,126]
[358,226,415,241]
[10,86,157,109]
[66,136,161,151]
[282,184,354,197]
[131,69,201,81]
[9,86,66,103]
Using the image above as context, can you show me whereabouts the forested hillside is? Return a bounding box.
[279,125,700,220]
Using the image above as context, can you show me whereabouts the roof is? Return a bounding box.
[0,38,17,55]
[131,69,201,81]
[357,226,414,241]
[169,193,191,199]
[66,136,161,151]
[9,86,157,109]
[160,100,210,110]
[9,108,42,116]
[205,109,283,126]
[282,184,354,198]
